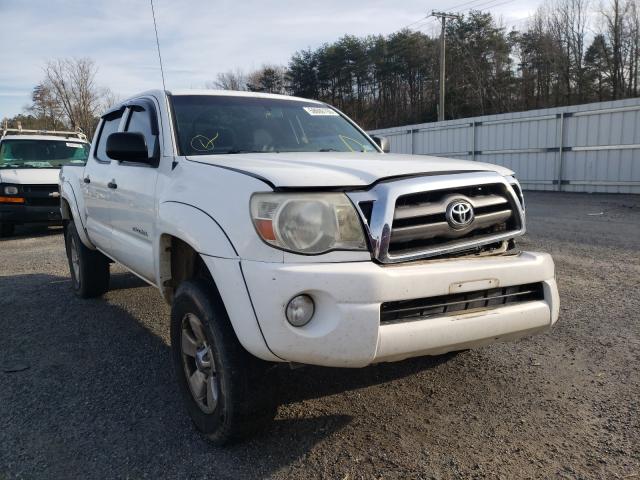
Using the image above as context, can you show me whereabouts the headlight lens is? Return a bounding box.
[251,193,367,254]
[3,186,19,195]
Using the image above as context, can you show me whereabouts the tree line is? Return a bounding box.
[215,0,640,129]
[4,0,639,136]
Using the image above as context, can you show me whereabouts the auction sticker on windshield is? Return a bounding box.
[303,106,339,116]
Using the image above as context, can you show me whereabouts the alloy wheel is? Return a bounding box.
[180,313,220,414]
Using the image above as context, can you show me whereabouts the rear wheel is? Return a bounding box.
[64,220,110,298]
[171,278,278,445]
[0,222,14,237]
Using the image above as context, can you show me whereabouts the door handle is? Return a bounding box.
[83,177,91,184]
[107,181,118,189]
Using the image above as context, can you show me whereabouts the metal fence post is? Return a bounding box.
[557,113,564,192]
[471,121,476,161]
[410,129,414,155]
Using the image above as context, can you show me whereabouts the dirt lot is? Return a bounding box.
[1,192,638,479]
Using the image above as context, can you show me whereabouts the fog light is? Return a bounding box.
[286,294,315,327]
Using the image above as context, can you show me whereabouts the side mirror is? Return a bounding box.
[106,132,151,163]
[372,136,390,153]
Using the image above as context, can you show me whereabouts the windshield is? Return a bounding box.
[0,139,90,169]
[171,95,379,155]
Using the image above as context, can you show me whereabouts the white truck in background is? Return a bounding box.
[0,125,89,236]
[59,89,559,444]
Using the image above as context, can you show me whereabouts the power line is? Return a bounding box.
[448,0,496,11]
[398,15,430,31]
[466,0,517,11]
[407,18,437,32]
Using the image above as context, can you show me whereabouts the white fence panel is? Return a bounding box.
[370,98,640,193]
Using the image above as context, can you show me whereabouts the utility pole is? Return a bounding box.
[431,11,460,122]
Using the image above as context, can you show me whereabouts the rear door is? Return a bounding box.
[106,98,161,282]
[82,108,124,251]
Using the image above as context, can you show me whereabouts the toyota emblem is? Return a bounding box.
[446,199,475,229]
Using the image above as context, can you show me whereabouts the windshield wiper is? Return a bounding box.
[318,148,339,152]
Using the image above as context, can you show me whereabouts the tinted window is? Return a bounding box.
[126,108,157,158]
[0,139,90,168]
[171,95,378,156]
[96,112,122,161]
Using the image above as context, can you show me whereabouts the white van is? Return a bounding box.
[0,126,90,236]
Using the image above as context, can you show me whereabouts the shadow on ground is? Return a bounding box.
[0,272,451,479]
[0,223,63,242]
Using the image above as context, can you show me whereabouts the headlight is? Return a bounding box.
[3,186,19,195]
[250,193,367,254]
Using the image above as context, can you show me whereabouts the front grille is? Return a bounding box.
[389,184,519,257]
[380,282,544,324]
[22,184,59,207]
[347,172,526,263]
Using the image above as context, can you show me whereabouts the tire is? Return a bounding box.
[64,220,110,298]
[0,223,15,237]
[171,278,278,445]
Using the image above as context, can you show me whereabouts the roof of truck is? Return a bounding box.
[121,89,325,105]
[169,89,324,103]
[0,134,89,143]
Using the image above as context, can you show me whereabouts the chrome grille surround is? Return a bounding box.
[346,172,526,264]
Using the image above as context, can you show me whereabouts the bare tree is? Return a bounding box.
[26,83,64,130]
[600,0,633,98]
[623,0,640,96]
[44,58,105,137]
[101,88,122,110]
[246,65,287,94]
[206,69,247,91]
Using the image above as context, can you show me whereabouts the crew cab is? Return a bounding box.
[0,126,90,236]
[59,89,559,444]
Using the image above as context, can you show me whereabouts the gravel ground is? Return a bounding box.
[0,192,638,479]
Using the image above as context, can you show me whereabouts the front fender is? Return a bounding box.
[157,201,238,259]
[156,201,281,362]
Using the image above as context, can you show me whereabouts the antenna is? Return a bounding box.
[150,0,167,92]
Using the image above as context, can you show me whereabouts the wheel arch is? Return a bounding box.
[158,232,280,362]
[156,201,237,302]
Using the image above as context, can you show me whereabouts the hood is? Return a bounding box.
[186,152,514,188]
[0,168,61,185]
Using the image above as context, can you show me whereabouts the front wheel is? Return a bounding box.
[171,278,278,445]
[64,220,110,298]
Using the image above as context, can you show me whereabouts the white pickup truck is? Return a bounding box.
[0,127,89,236]
[60,89,559,444]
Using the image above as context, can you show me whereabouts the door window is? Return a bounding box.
[125,107,158,159]
[95,111,123,162]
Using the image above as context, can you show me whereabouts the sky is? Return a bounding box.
[0,0,542,118]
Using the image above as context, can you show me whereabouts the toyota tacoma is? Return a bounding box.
[59,90,559,444]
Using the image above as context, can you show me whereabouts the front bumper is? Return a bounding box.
[0,204,61,225]
[241,251,559,367]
